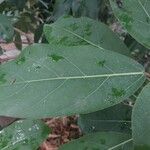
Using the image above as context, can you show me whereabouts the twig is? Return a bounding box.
[14,27,33,45]
[0,55,17,62]
[145,72,150,81]
[0,41,30,44]
[122,102,133,107]
[145,72,150,78]
[133,94,137,99]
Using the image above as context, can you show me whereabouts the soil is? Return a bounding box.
[40,117,81,150]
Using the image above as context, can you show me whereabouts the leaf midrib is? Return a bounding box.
[1,72,144,87]
[108,138,133,150]
[63,28,106,51]
[138,0,150,20]
[81,119,131,123]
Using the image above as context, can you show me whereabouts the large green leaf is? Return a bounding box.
[0,44,145,118]
[0,15,14,41]
[78,104,132,134]
[110,0,150,49]
[59,132,133,150]
[44,16,130,56]
[132,83,150,149]
[0,119,50,150]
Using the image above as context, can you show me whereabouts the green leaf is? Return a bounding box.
[110,0,150,49]
[0,44,145,118]
[0,119,50,150]
[124,34,149,52]
[132,83,150,149]
[7,0,27,10]
[78,104,132,134]
[59,132,133,150]
[0,15,14,42]
[72,0,107,20]
[53,0,73,20]
[0,0,4,4]
[44,16,130,56]
[53,0,109,21]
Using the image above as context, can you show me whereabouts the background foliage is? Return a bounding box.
[0,0,150,149]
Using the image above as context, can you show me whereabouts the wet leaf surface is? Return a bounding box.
[0,119,50,150]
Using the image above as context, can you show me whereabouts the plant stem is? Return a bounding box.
[14,27,33,45]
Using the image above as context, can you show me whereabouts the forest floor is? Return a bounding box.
[40,117,81,150]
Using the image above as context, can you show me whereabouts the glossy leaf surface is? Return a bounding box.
[0,119,50,150]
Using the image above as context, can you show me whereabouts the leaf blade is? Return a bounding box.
[0,119,50,150]
[59,132,133,150]
[44,16,130,55]
[110,0,150,49]
[78,103,132,133]
[0,44,145,118]
[0,15,14,42]
[132,83,150,149]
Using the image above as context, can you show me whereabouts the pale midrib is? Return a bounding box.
[63,28,106,51]
[4,72,144,86]
[83,119,131,123]
[108,138,133,150]
[138,0,150,20]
